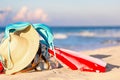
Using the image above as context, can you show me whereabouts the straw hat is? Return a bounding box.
[0,25,40,74]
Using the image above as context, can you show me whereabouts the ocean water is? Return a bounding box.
[0,26,120,51]
[51,26,120,51]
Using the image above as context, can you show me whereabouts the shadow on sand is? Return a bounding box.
[90,54,120,72]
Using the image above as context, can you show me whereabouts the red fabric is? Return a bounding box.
[0,62,4,74]
[48,48,106,72]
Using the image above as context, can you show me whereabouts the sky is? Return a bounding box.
[0,0,120,26]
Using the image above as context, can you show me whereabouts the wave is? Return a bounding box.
[77,31,95,37]
[54,33,68,39]
[68,30,120,38]
[101,39,120,45]
[53,30,120,40]
[54,30,120,39]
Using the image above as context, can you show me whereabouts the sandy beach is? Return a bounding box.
[0,46,120,80]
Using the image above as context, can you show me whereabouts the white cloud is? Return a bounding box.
[0,7,48,26]
[34,9,48,22]
[13,6,28,21]
[13,6,48,22]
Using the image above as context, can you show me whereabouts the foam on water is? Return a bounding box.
[54,33,68,39]
[77,30,120,38]
[55,30,120,38]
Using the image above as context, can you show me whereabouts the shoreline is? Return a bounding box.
[0,45,120,80]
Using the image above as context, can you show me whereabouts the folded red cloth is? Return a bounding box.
[0,62,4,74]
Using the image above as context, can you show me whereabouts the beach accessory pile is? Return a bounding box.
[0,22,55,74]
[0,22,107,74]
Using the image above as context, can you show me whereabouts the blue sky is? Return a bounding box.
[0,0,120,26]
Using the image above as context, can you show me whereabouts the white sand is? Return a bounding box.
[0,46,120,80]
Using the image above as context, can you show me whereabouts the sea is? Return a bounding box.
[0,26,120,51]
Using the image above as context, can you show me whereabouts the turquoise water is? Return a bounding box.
[1,26,120,51]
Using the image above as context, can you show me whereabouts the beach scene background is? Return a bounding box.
[0,0,120,80]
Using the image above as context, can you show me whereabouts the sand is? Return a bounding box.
[0,46,120,80]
